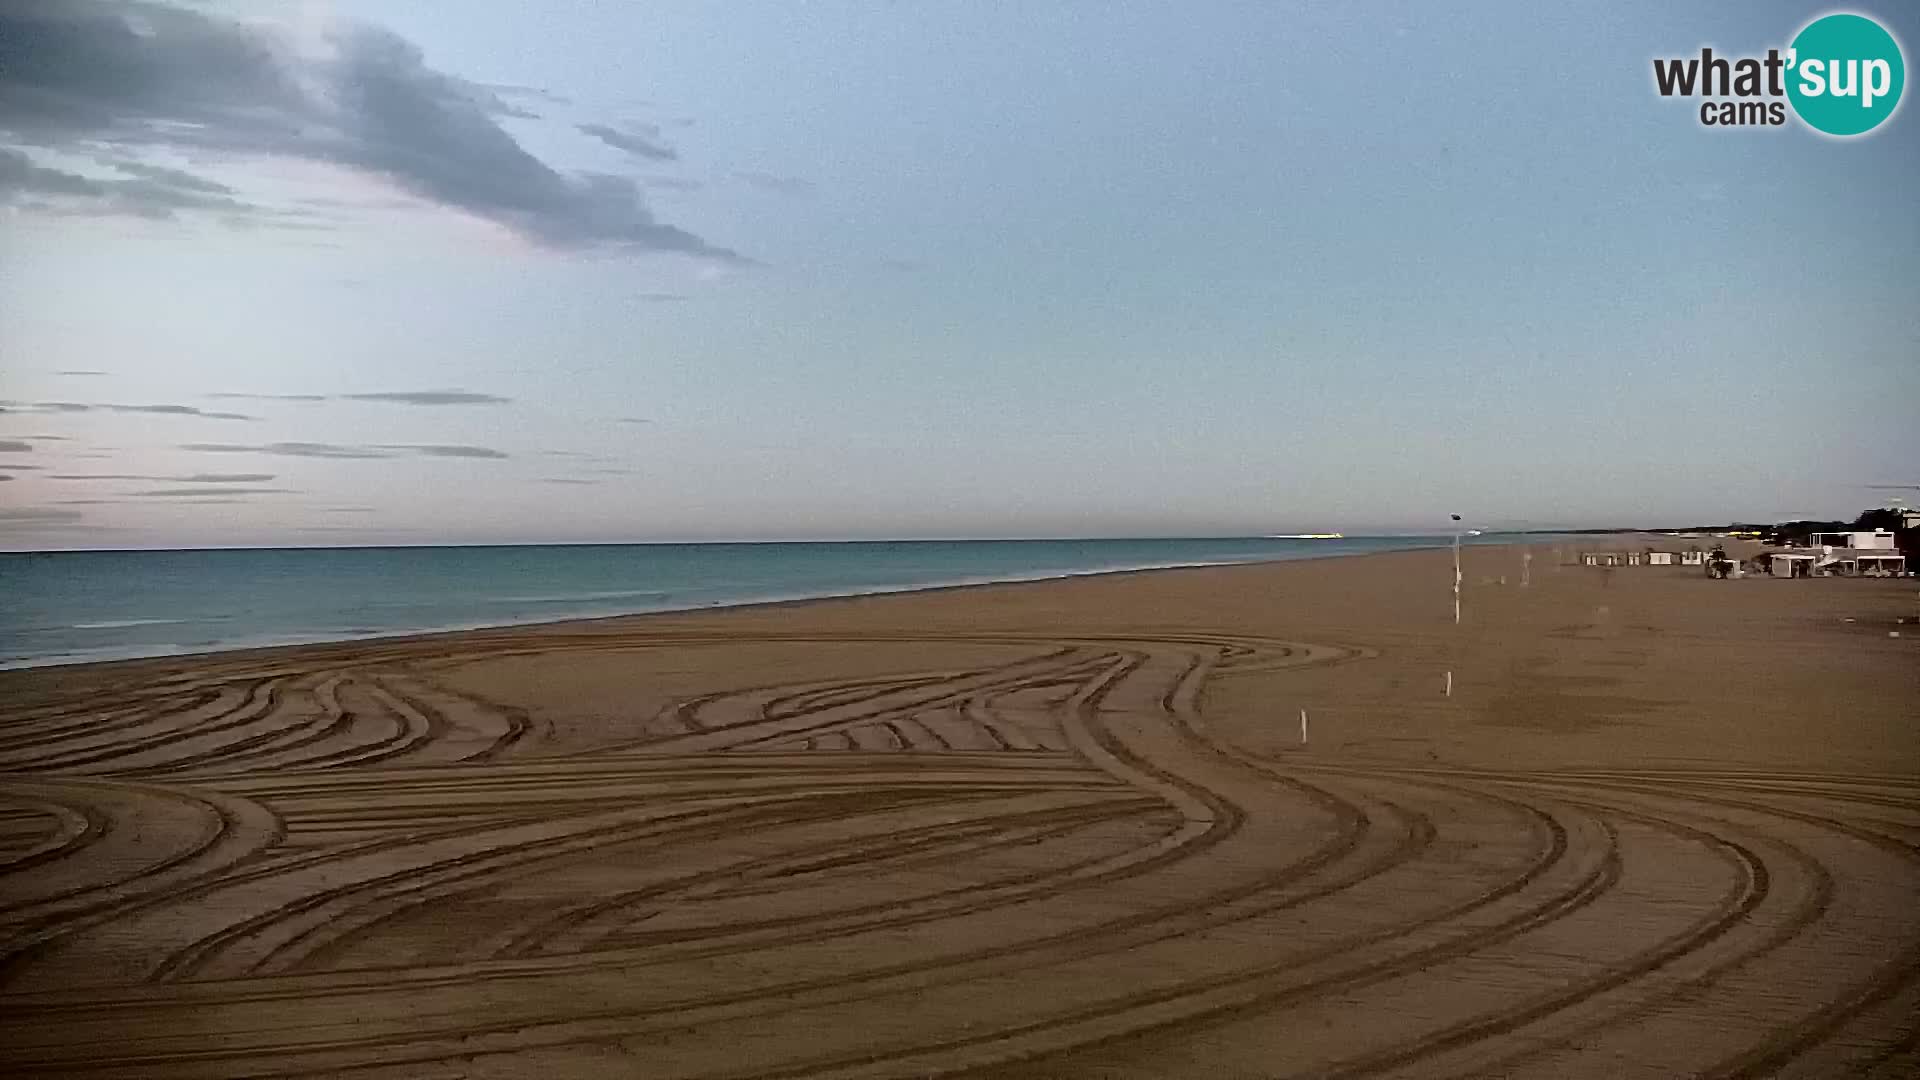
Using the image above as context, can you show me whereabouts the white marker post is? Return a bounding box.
[1445,670,1452,698]
[1299,708,1309,747]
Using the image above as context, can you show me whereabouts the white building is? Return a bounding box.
[1810,529,1897,551]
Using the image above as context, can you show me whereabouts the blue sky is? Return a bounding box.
[2,1,1915,549]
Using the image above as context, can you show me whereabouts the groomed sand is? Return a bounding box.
[1,542,1916,1078]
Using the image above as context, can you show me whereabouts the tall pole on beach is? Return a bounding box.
[1451,514,1463,625]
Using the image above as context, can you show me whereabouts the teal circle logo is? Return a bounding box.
[1787,13,1905,136]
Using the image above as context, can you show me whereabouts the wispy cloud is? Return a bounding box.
[0,401,253,420]
[615,417,653,425]
[0,147,265,222]
[578,122,678,162]
[0,1,742,260]
[205,389,508,405]
[135,487,294,497]
[182,441,509,460]
[56,369,108,376]
[182,442,389,459]
[0,440,32,452]
[49,472,276,483]
[343,391,511,406]
[539,477,597,485]
[380,444,511,459]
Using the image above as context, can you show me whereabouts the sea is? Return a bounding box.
[0,535,1517,669]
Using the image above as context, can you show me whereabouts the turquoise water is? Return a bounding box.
[0,536,1500,669]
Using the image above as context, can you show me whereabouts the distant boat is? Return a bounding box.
[1267,533,1344,539]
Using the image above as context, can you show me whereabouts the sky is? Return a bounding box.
[1,0,1916,549]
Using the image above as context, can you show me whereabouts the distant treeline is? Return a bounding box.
[1550,508,1913,552]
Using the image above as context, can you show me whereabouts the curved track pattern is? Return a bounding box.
[1,629,1916,1078]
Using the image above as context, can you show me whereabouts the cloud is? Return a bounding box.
[0,440,32,452]
[182,441,508,460]
[343,390,510,405]
[1,463,42,470]
[0,508,83,524]
[615,417,652,425]
[0,400,253,419]
[0,1,741,260]
[539,477,596,485]
[483,83,571,107]
[381,443,510,459]
[49,472,276,482]
[134,487,293,496]
[204,389,508,405]
[634,292,689,303]
[183,441,390,458]
[0,475,12,481]
[578,122,677,162]
[0,146,262,221]
[56,369,108,376]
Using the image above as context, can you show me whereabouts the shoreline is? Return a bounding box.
[0,540,1476,674]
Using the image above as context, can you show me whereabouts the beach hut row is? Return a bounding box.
[1579,549,1706,568]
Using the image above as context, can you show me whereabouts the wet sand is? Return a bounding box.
[2,542,1917,1078]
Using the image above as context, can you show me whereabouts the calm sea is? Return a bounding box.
[0,536,1506,669]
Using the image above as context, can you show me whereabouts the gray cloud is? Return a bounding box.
[635,292,689,303]
[483,83,571,107]
[49,472,275,482]
[1,463,42,470]
[615,417,652,425]
[135,487,293,496]
[204,389,508,405]
[182,441,508,460]
[0,146,261,220]
[381,444,510,459]
[56,369,108,376]
[1,400,252,420]
[539,477,596,485]
[578,122,677,162]
[0,1,740,260]
[0,440,32,452]
[0,475,13,481]
[183,441,390,458]
[343,390,510,405]
[0,508,83,524]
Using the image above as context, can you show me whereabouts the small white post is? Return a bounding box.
[1445,670,1453,697]
[1299,708,1309,746]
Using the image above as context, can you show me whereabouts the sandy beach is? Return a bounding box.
[2,541,1917,1078]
